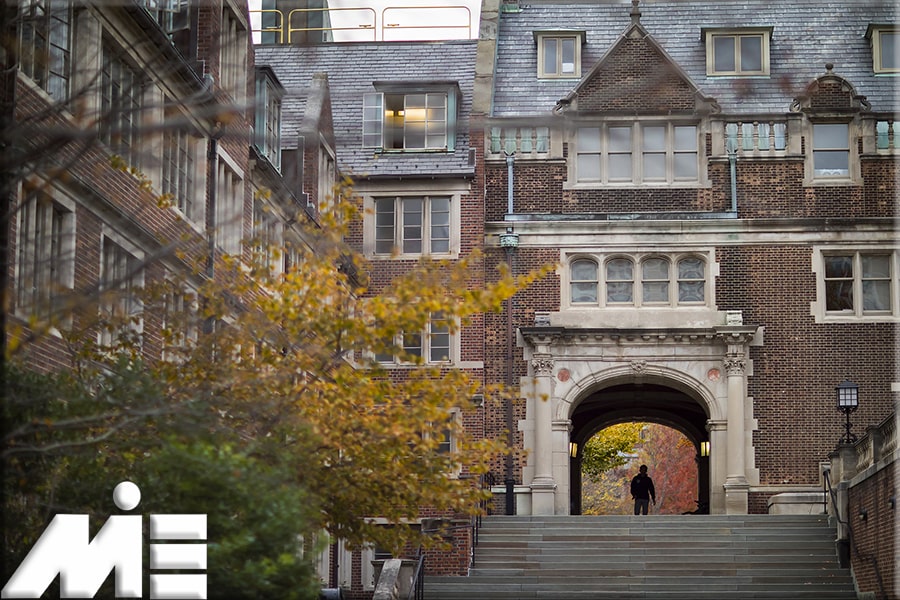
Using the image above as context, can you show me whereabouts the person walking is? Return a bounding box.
[630,464,656,515]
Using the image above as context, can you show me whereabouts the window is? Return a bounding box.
[705,29,770,76]
[145,0,191,46]
[100,41,144,168]
[537,34,581,78]
[16,191,74,322]
[216,157,243,255]
[374,195,451,256]
[162,286,199,359]
[255,68,283,169]
[574,123,698,185]
[812,123,849,178]
[824,253,893,315]
[567,253,707,308]
[220,6,248,105]
[100,236,143,348]
[252,198,282,275]
[377,313,453,365]
[570,258,599,303]
[18,0,71,100]
[162,101,201,223]
[868,26,898,73]
[363,87,458,151]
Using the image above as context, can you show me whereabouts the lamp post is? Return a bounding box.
[835,379,859,444]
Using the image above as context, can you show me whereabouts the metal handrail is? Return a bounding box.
[406,550,425,600]
[823,467,887,600]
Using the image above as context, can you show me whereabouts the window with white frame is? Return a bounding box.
[811,123,850,179]
[574,123,699,185]
[373,195,451,256]
[216,157,243,255]
[867,25,898,74]
[376,313,453,365]
[100,235,144,347]
[254,68,283,169]
[18,0,71,100]
[100,40,144,169]
[568,254,707,308]
[162,100,202,223]
[145,0,191,46]
[363,86,457,151]
[705,29,770,76]
[823,252,896,317]
[16,190,75,323]
[536,33,582,78]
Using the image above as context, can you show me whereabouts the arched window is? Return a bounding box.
[570,258,598,303]
[642,257,670,303]
[606,258,634,303]
[677,257,705,303]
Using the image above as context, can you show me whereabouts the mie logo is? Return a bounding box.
[2,482,207,599]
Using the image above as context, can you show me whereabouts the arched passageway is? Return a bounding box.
[568,383,709,515]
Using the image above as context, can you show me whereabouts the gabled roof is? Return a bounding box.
[562,20,716,114]
[490,0,898,117]
[255,41,478,179]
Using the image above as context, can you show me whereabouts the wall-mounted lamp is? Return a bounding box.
[858,507,868,522]
[835,379,859,444]
[569,442,578,458]
[700,441,710,457]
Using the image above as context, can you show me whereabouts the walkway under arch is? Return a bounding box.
[568,381,710,515]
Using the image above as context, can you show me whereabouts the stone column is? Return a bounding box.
[530,353,557,515]
[723,345,749,514]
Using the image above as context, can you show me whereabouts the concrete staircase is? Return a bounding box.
[423,514,856,599]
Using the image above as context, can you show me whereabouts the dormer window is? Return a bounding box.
[704,28,771,76]
[254,67,283,169]
[363,83,459,152]
[866,25,898,73]
[535,31,584,78]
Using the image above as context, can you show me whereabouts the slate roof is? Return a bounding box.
[492,0,899,117]
[255,41,477,179]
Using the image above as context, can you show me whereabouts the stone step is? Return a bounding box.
[426,515,853,599]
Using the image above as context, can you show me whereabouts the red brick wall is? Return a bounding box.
[848,463,896,599]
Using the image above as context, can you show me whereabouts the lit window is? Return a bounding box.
[101,41,144,168]
[570,259,599,303]
[812,123,850,178]
[363,86,458,151]
[825,253,893,315]
[867,26,898,74]
[16,191,75,323]
[18,0,71,100]
[374,196,451,256]
[575,123,698,185]
[705,30,770,76]
[538,34,581,78]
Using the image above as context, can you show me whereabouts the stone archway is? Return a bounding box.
[517,325,760,516]
[567,382,711,515]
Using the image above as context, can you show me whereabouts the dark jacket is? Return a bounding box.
[630,473,656,501]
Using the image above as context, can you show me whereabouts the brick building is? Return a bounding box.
[5,0,897,596]
[256,0,897,593]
